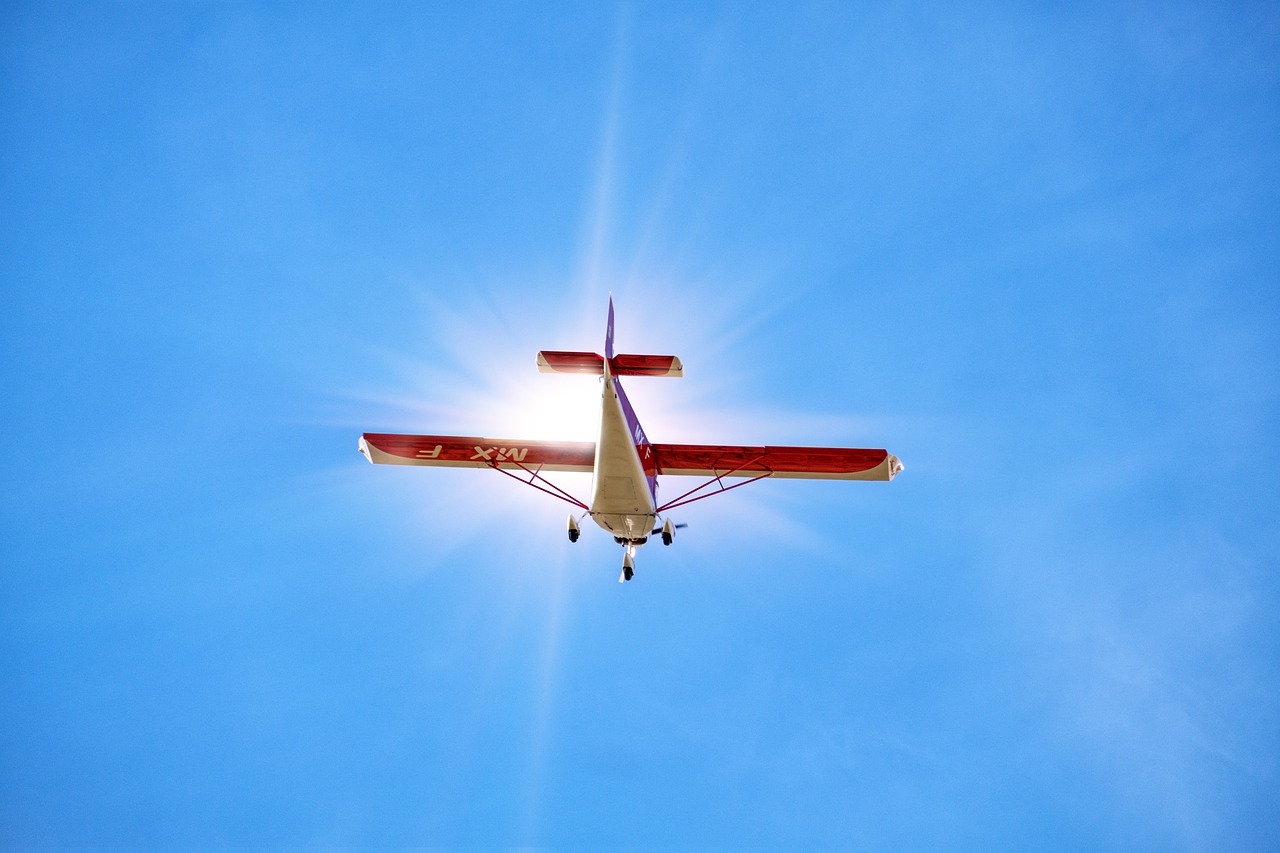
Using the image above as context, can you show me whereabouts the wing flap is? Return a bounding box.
[652,443,903,481]
[360,433,596,473]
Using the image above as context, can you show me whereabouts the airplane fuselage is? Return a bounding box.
[588,361,658,543]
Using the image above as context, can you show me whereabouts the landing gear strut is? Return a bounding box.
[619,546,636,583]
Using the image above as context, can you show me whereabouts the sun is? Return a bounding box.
[481,371,601,443]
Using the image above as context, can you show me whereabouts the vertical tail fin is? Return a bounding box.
[605,296,616,359]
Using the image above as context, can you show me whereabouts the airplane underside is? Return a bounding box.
[358,297,902,584]
[583,355,663,581]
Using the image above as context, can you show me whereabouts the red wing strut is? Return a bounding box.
[650,443,903,512]
[359,433,595,509]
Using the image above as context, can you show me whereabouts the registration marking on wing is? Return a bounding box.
[361,433,595,473]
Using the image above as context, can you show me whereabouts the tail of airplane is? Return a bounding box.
[536,352,684,376]
[536,298,683,377]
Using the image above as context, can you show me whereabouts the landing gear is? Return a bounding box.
[567,514,580,543]
[619,546,636,583]
[651,517,687,546]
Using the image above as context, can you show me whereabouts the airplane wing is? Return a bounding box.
[359,433,596,473]
[651,443,903,481]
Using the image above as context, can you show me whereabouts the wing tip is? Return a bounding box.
[887,453,904,480]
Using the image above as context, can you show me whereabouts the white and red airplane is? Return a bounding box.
[359,298,903,582]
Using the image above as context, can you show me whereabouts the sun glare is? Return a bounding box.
[481,372,601,443]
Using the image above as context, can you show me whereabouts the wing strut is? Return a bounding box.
[655,455,774,513]
[485,451,589,510]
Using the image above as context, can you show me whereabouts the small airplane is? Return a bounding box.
[359,298,903,582]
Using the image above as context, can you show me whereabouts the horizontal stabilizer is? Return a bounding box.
[360,433,595,472]
[536,350,683,377]
[652,443,904,481]
[537,351,605,374]
[611,354,683,377]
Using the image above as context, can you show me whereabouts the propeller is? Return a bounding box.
[652,523,688,534]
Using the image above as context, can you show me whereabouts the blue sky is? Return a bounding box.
[3,1,1278,848]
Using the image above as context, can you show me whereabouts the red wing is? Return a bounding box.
[652,443,903,481]
[360,433,596,473]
